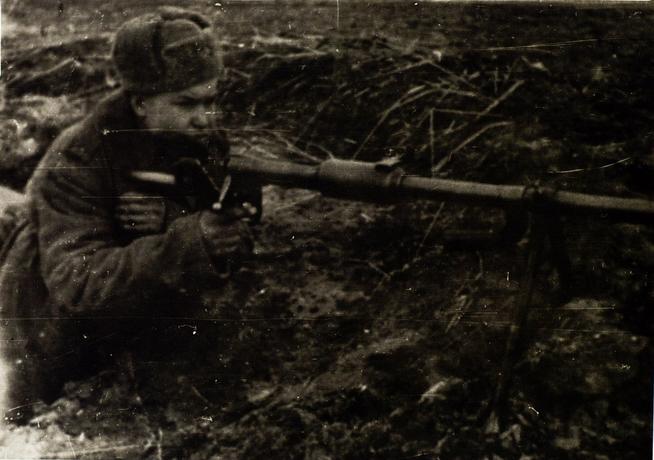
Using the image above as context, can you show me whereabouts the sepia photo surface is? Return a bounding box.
[0,0,652,458]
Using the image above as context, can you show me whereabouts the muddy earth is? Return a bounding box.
[0,1,653,458]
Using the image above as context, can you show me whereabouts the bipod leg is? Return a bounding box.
[484,212,547,433]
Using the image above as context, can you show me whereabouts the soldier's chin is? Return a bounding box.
[152,129,221,159]
[155,128,203,138]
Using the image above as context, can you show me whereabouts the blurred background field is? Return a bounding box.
[1,1,653,459]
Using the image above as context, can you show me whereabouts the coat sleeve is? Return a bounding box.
[31,136,221,316]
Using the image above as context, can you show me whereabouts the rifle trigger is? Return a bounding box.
[215,175,232,211]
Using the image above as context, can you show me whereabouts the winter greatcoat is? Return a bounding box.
[0,90,261,403]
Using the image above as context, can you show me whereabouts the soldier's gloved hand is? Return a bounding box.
[116,192,166,234]
[211,201,258,223]
[199,209,255,267]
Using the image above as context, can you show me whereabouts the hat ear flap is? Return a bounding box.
[158,6,211,29]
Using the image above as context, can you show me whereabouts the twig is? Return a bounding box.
[267,131,323,163]
[505,57,522,84]
[431,86,485,100]
[548,157,632,174]
[427,61,484,94]
[190,383,210,403]
[5,0,20,15]
[225,67,252,80]
[413,202,445,260]
[297,92,336,141]
[385,58,433,77]
[371,263,408,294]
[475,80,524,121]
[353,87,441,159]
[239,142,281,160]
[430,108,502,117]
[71,83,112,99]
[378,77,397,89]
[475,251,484,281]
[395,109,431,149]
[306,141,336,159]
[452,121,513,155]
[347,258,391,279]
[49,444,144,458]
[268,193,320,214]
[434,85,452,103]
[438,120,469,145]
[472,38,610,52]
[157,429,164,460]
[66,437,79,460]
[428,109,436,169]
[492,69,499,95]
[370,202,447,294]
[445,295,473,333]
[433,121,512,173]
[268,73,305,96]
[354,87,371,99]
[443,120,458,136]
[445,252,484,333]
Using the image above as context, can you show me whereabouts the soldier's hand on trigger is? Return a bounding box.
[199,202,258,262]
[116,192,166,234]
[211,201,258,223]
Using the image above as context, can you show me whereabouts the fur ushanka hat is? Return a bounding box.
[112,7,221,95]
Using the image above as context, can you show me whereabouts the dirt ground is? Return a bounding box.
[1,1,653,459]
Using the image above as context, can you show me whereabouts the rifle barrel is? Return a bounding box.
[228,156,654,222]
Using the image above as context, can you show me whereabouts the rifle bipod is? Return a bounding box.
[483,206,572,434]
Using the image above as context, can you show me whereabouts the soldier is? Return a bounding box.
[0,8,261,423]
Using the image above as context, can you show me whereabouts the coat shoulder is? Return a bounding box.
[47,91,134,163]
[27,92,135,194]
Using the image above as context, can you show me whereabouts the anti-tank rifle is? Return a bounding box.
[132,154,654,222]
[131,154,654,431]
[225,155,654,222]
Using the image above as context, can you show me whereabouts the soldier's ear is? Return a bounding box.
[129,95,147,118]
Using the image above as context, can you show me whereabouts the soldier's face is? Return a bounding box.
[133,79,219,134]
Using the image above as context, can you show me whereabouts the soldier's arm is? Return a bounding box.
[31,141,222,316]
